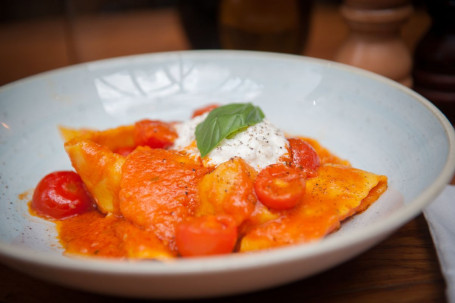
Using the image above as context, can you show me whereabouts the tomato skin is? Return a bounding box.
[191,104,219,118]
[176,215,238,257]
[254,164,306,211]
[134,120,177,149]
[288,138,320,177]
[32,171,94,220]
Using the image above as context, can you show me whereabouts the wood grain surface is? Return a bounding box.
[0,2,452,302]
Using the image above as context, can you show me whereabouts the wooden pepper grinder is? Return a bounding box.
[334,0,413,87]
[413,0,455,124]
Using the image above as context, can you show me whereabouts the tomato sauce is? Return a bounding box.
[52,143,386,259]
[30,106,387,259]
[119,147,211,253]
[57,210,174,259]
[57,211,125,258]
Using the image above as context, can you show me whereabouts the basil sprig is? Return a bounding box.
[195,103,265,157]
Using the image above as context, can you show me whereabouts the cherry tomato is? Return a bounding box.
[134,119,177,149]
[176,215,238,257]
[288,138,320,177]
[191,104,219,118]
[254,164,306,210]
[32,171,93,220]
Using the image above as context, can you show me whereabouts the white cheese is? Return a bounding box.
[172,114,289,171]
[172,112,208,152]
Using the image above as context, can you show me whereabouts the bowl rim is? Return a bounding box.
[1,49,454,276]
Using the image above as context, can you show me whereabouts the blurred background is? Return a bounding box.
[0,0,453,122]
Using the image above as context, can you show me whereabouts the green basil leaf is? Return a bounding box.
[195,103,265,157]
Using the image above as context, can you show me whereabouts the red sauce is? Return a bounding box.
[119,147,211,253]
[31,128,387,259]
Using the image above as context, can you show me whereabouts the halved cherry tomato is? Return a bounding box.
[134,119,177,149]
[288,138,320,177]
[191,104,219,118]
[32,171,93,220]
[176,215,238,257]
[254,164,306,210]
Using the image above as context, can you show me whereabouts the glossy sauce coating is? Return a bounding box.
[37,116,387,259]
[119,147,211,253]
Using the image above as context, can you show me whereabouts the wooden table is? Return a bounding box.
[0,3,452,302]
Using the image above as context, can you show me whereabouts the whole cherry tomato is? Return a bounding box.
[134,119,177,149]
[254,164,306,210]
[288,138,320,177]
[32,171,93,220]
[176,215,238,257]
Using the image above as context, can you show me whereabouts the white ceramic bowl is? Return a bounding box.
[1,50,454,299]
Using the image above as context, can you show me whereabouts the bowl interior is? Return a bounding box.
[0,50,454,279]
